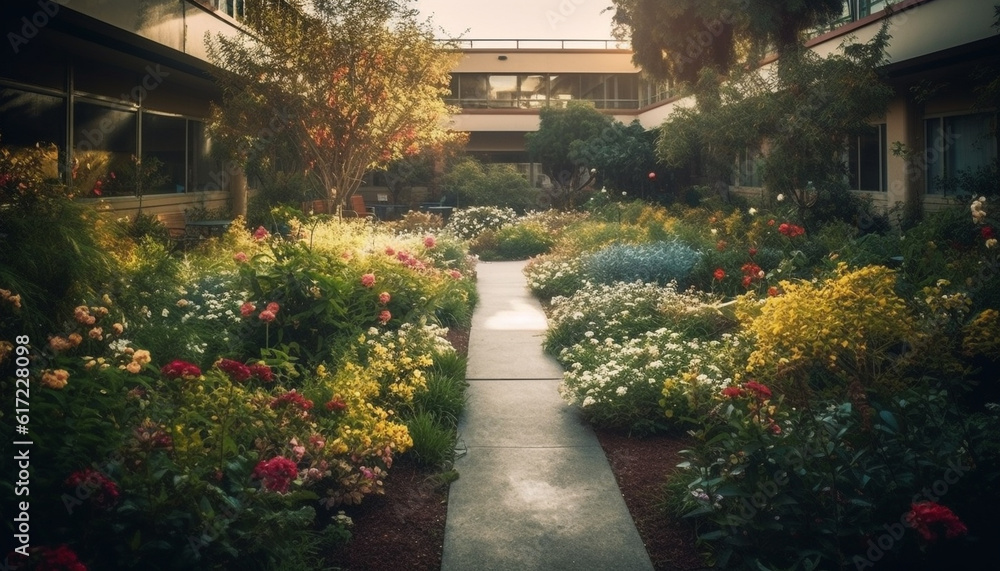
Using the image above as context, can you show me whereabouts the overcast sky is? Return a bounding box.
[413,0,617,40]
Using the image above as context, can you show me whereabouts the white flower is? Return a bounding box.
[161,308,169,318]
[776,193,785,202]
[748,207,757,216]
[710,228,718,236]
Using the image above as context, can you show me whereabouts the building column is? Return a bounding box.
[230,168,248,218]
[885,92,924,221]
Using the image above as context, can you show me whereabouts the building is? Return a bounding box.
[437,0,999,212]
[1,0,247,224]
[2,0,997,220]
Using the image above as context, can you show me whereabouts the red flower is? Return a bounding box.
[326,396,348,412]
[217,358,251,383]
[233,251,248,263]
[248,363,274,383]
[378,291,391,305]
[161,359,202,380]
[252,226,269,241]
[270,389,314,411]
[266,301,280,314]
[252,456,299,493]
[767,286,780,297]
[385,246,396,256]
[449,270,462,279]
[378,309,392,325]
[721,386,744,399]
[258,309,276,323]
[778,223,790,235]
[34,544,87,571]
[905,502,968,542]
[713,268,726,281]
[767,219,775,226]
[982,226,995,239]
[716,239,727,252]
[742,276,753,288]
[779,223,805,238]
[361,273,376,288]
[65,468,120,509]
[744,380,772,400]
[748,247,758,257]
[423,235,437,249]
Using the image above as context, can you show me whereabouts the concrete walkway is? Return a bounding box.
[441,261,654,571]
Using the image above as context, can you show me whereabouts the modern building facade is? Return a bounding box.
[1,0,997,220]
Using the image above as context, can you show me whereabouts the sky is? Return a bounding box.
[413,0,617,40]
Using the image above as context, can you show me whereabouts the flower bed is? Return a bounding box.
[530,198,1000,569]
[1,160,477,570]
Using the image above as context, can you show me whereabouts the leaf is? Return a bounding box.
[878,410,899,433]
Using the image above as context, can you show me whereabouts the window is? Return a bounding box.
[735,148,763,187]
[141,112,187,193]
[73,99,137,196]
[0,87,66,180]
[518,75,547,108]
[188,120,223,192]
[925,113,998,194]
[217,0,245,21]
[848,123,887,191]
[488,75,518,108]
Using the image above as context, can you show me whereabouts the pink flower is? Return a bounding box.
[379,291,391,305]
[258,310,276,323]
[449,270,462,279]
[233,251,248,263]
[266,301,280,314]
[253,226,269,241]
[385,246,396,256]
[423,235,437,248]
[65,468,120,509]
[378,310,391,325]
[361,273,376,288]
[240,302,256,318]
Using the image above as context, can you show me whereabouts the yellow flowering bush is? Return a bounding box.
[963,308,1000,360]
[741,263,922,400]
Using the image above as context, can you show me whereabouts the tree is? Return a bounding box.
[573,120,665,200]
[440,157,539,211]
[525,101,612,208]
[614,0,894,221]
[610,0,845,84]
[207,0,462,207]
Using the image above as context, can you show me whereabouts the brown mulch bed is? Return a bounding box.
[595,430,713,570]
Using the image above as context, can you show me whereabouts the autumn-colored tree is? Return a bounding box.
[207,0,461,207]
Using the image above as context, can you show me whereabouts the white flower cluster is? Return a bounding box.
[558,327,715,412]
[547,280,718,344]
[524,256,585,297]
[445,206,518,240]
[364,322,454,356]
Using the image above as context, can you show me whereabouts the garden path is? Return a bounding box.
[440,260,654,570]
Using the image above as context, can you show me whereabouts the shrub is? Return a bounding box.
[446,205,518,241]
[441,158,540,210]
[584,240,702,287]
[558,328,728,434]
[524,255,587,301]
[481,221,555,261]
[404,411,458,468]
[545,280,725,355]
[391,210,445,235]
[737,264,927,402]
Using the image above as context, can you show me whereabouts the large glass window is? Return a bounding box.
[488,75,518,108]
[188,120,223,192]
[848,123,887,191]
[0,87,66,180]
[72,99,137,197]
[518,75,547,108]
[141,112,187,193]
[548,75,580,106]
[926,113,998,194]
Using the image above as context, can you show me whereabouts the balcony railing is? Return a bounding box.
[438,39,630,50]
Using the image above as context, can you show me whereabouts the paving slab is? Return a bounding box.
[442,260,653,571]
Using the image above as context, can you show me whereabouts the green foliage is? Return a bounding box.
[525,101,613,208]
[440,157,540,210]
[476,221,556,261]
[573,120,665,200]
[404,411,458,468]
[585,241,702,287]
